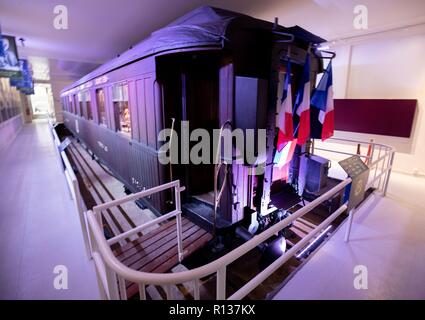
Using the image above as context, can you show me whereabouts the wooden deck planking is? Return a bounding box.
[112,216,212,298]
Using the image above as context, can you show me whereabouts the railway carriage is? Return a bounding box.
[61,6,328,239]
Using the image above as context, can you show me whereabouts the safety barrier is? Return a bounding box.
[50,119,395,300]
[86,178,351,300]
[312,137,395,196]
[48,120,92,259]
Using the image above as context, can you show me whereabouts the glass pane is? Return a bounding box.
[68,96,72,113]
[85,91,92,120]
[112,83,131,136]
[96,89,106,125]
[78,92,85,117]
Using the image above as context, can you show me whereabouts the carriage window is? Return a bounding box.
[68,95,74,114]
[74,94,79,115]
[112,83,131,136]
[61,98,65,112]
[96,88,107,125]
[78,92,85,117]
[85,91,93,120]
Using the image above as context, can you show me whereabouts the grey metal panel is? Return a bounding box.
[128,81,139,142]
[136,79,148,144]
[144,76,157,148]
[63,112,75,133]
[64,97,166,214]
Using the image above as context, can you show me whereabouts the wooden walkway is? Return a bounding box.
[113,216,212,298]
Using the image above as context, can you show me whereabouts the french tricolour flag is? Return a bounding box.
[294,54,311,146]
[311,61,334,140]
[276,59,294,152]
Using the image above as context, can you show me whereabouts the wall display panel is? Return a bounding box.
[334,99,417,138]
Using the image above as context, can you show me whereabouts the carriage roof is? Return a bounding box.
[61,6,325,93]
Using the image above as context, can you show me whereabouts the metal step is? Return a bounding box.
[182,197,232,233]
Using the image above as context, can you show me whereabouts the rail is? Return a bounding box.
[86,178,351,300]
[48,121,92,259]
[51,116,395,300]
[93,180,186,262]
[213,120,232,235]
[312,137,396,196]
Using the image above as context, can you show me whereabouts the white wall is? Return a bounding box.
[0,115,23,151]
[329,32,425,175]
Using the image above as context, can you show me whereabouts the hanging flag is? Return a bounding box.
[311,61,334,140]
[276,59,294,152]
[0,28,4,57]
[294,53,311,145]
[273,138,297,182]
[274,138,297,168]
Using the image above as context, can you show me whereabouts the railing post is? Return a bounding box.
[165,285,174,300]
[369,140,375,165]
[118,275,127,300]
[105,265,120,300]
[94,208,103,236]
[174,182,184,261]
[138,283,146,300]
[344,209,355,242]
[377,151,388,192]
[92,253,109,300]
[73,179,92,259]
[194,279,200,300]
[371,145,382,189]
[216,266,226,300]
[383,150,395,197]
[88,212,98,257]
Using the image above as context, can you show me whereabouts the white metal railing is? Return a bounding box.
[49,122,92,259]
[312,137,395,196]
[86,178,352,300]
[93,180,186,262]
[50,120,395,300]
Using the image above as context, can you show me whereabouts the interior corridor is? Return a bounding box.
[0,120,99,299]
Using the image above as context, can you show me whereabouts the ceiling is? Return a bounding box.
[1,0,424,78]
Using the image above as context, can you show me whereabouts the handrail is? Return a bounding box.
[48,122,92,259]
[107,209,180,245]
[93,180,184,213]
[53,116,395,299]
[312,137,395,196]
[213,120,232,236]
[86,178,351,295]
[229,203,348,299]
[313,147,371,159]
[327,137,395,151]
[93,179,186,262]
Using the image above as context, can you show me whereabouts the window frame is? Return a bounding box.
[85,90,93,121]
[111,82,132,138]
[95,87,107,127]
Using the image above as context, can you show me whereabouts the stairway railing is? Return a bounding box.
[86,177,351,300]
[213,120,232,235]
